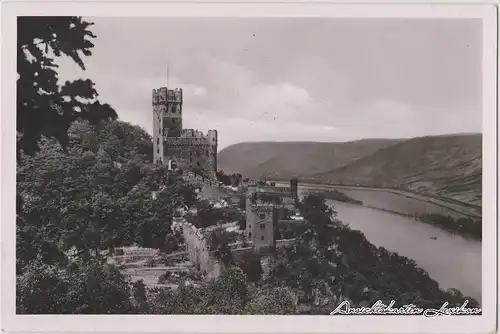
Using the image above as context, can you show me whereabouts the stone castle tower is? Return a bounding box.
[245,186,276,250]
[152,87,218,179]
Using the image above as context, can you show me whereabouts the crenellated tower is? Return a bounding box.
[153,87,183,164]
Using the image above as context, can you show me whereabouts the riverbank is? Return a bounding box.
[341,202,482,242]
[330,200,481,302]
[309,189,363,206]
[273,180,481,240]
[272,180,481,219]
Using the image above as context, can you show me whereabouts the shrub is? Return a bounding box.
[236,252,263,283]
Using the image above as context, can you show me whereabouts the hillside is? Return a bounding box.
[217,139,402,179]
[315,134,482,206]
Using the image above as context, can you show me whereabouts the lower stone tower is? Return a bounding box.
[245,186,276,250]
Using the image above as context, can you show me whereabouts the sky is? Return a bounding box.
[57,17,482,150]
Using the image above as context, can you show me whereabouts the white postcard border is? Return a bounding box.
[1,2,497,333]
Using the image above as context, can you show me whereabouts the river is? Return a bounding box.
[272,181,482,303]
[328,200,482,304]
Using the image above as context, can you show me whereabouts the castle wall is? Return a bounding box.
[275,238,297,248]
[230,246,254,263]
[256,186,292,194]
[181,171,219,189]
[181,221,221,280]
[200,184,241,205]
[164,135,217,178]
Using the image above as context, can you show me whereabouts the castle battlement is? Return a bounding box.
[164,136,217,147]
[180,129,205,138]
[179,129,218,140]
[152,87,183,105]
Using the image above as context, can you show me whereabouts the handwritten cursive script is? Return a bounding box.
[330,300,481,317]
[423,301,482,318]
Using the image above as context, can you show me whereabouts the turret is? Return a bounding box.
[152,87,183,138]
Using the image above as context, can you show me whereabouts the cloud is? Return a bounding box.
[192,57,316,124]
[55,55,435,148]
[53,16,482,150]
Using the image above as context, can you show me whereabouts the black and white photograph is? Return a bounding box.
[1,2,497,333]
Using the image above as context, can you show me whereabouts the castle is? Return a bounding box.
[152,87,218,179]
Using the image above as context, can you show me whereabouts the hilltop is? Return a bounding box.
[218,134,482,207]
[315,134,482,206]
[217,139,402,179]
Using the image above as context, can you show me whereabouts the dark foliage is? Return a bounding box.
[236,252,263,283]
[16,120,195,270]
[419,213,481,240]
[186,200,244,229]
[17,17,117,158]
[208,230,235,267]
[17,259,134,314]
[216,170,242,187]
[318,190,363,205]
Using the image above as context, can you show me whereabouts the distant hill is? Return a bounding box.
[217,139,402,179]
[315,134,482,206]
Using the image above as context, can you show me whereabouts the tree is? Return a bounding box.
[17,17,117,158]
[245,287,297,314]
[238,216,247,230]
[209,230,234,267]
[237,252,263,283]
[253,287,297,314]
[16,17,118,269]
[187,200,221,228]
[16,259,69,314]
[206,267,248,314]
[131,279,149,313]
[64,260,134,314]
[17,258,134,314]
[216,170,231,186]
[16,120,193,266]
[300,194,335,219]
[299,194,337,246]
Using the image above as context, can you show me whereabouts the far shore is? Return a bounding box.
[270,179,481,220]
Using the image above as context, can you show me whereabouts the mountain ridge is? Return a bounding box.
[315,134,482,206]
[217,139,403,179]
[218,134,482,206]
